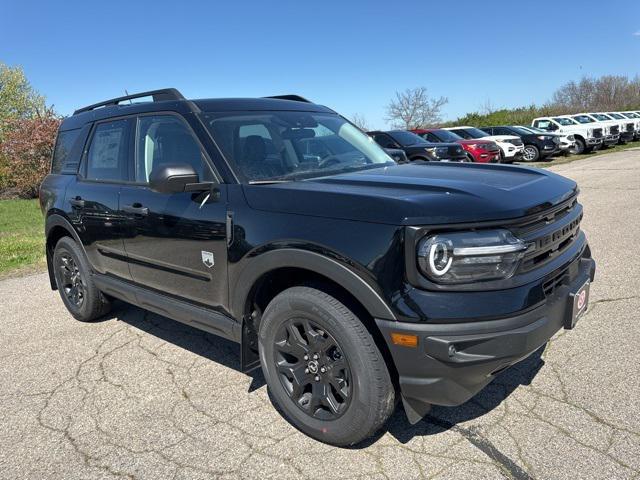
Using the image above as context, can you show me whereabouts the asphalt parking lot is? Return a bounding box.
[1,149,639,480]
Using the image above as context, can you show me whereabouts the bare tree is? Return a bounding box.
[552,75,640,112]
[350,113,371,131]
[480,98,495,115]
[386,87,448,129]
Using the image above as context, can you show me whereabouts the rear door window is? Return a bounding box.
[85,119,133,182]
[52,129,81,173]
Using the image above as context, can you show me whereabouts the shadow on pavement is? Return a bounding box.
[110,300,267,390]
[109,299,544,451]
[383,345,545,444]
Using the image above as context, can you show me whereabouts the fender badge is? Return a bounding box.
[201,251,214,268]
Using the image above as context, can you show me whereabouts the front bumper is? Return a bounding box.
[587,137,603,146]
[376,253,596,422]
[604,134,620,146]
[620,131,634,142]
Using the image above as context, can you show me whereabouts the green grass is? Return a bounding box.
[0,199,45,275]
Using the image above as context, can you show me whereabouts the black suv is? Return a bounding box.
[40,89,596,446]
[368,130,467,162]
[480,125,560,162]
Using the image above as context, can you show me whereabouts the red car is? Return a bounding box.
[411,128,500,163]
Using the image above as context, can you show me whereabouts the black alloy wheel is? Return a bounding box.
[53,236,111,322]
[258,286,395,446]
[274,318,351,420]
[58,253,85,307]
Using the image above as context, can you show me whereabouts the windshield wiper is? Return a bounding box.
[248,179,291,185]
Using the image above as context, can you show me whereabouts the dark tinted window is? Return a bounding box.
[86,119,131,182]
[387,131,428,146]
[372,133,397,148]
[432,129,463,142]
[135,115,211,183]
[52,129,81,173]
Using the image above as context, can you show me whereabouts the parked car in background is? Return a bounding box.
[517,126,576,155]
[384,147,409,163]
[618,112,640,140]
[444,126,524,163]
[569,114,619,148]
[605,112,636,142]
[368,130,467,162]
[531,116,603,154]
[588,113,633,144]
[411,128,500,163]
[479,125,559,162]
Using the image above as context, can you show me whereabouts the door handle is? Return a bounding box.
[69,197,85,208]
[122,204,149,216]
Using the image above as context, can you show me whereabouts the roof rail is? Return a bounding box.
[264,94,312,103]
[73,88,185,115]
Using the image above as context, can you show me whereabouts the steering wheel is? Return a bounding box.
[317,156,342,169]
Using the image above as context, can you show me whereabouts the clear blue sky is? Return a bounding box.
[2,0,639,129]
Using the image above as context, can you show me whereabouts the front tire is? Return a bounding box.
[522,145,540,162]
[570,138,585,155]
[53,237,111,322]
[258,287,395,446]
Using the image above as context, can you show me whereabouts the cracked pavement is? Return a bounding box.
[1,149,639,479]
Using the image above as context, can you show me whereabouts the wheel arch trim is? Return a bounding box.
[231,248,397,322]
[45,214,87,290]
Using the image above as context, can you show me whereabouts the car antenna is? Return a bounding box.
[124,89,132,104]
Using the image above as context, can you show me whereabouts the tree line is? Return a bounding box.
[1,62,640,199]
[352,75,640,130]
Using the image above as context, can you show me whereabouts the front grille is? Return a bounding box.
[610,125,619,135]
[448,145,464,156]
[593,128,603,138]
[627,123,635,132]
[509,195,582,273]
[505,138,523,146]
[552,137,561,144]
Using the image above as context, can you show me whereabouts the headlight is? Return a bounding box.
[417,229,526,284]
[537,135,550,140]
[588,128,593,136]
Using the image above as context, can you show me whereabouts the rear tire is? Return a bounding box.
[258,286,395,446]
[53,237,111,322]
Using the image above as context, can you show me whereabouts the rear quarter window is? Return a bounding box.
[52,129,82,174]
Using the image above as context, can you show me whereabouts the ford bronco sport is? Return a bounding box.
[40,89,596,446]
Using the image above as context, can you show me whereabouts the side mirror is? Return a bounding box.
[149,163,201,194]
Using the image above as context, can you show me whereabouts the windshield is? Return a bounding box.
[608,113,624,119]
[510,126,535,135]
[520,125,542,133]
[388,131,428,146]
[592,114,612,121]
[451,127,489,139]
[200,111,394,183]
[552,117,578,126]
[432,129,463,142]
[572,115,595,124]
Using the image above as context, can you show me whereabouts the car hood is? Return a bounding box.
[482,134,521,142]
[455,138,495,146]
[242,163,577,226]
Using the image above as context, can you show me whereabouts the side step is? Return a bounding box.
[93,273,240,343]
